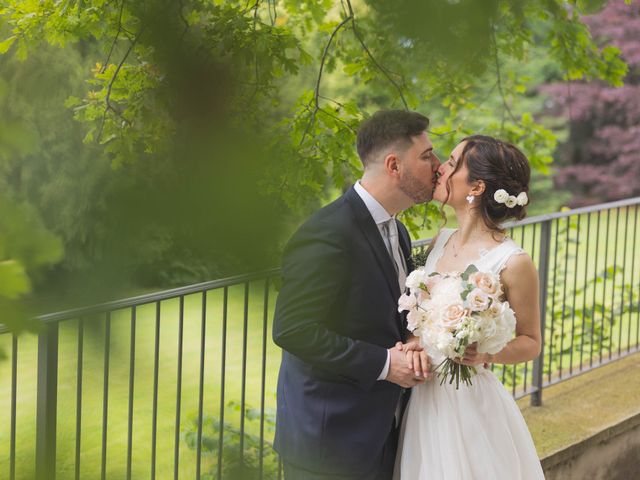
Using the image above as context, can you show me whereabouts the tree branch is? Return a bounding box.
[244,1,263,108]
[101,0,126,74]
[267,0,277,26]
[565,73,574,123]
[345,0,408,110]
[241,1,260,16]
[178,0,189,41]
[492,27,519,129]
[97,33,139,142]
[318,107,357,134]
[298,14,353,147]
[430,81,499,137]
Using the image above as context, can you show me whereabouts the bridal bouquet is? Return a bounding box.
[398,265,516,389]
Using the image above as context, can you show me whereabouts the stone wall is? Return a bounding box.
[542,412,640,480]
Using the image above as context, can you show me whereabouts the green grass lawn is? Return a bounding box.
[0,206,638,479]
[0,281,281,479]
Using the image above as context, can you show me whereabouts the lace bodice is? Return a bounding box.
[424,228,526,277]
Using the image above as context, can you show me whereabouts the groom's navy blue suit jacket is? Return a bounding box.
[272,186,414,476]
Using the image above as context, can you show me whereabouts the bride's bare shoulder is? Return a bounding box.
[500,250,538,289]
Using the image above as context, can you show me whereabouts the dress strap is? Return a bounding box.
[424,228,456,272]
[483,238,527,275]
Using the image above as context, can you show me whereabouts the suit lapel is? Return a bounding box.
[345,187,401,301]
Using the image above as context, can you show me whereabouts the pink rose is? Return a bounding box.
[467,288,491,312]
[440,304,467,331]
[469,271,502,297]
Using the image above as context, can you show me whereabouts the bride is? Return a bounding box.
[394,135,545,479]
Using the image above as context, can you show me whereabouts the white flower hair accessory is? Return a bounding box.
[493,189,528,208]
[516,191,528,206]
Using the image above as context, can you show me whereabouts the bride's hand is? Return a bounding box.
[456,343,491,366]
[395,341,431,379]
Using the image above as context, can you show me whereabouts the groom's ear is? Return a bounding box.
[384,153,400,176]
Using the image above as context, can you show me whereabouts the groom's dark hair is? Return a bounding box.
[356,110,429,167]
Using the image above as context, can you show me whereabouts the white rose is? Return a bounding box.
[417,296,431,311]
[505,195,517,208]
[500,303,517,332]
[429,276,463,305]
[477,303,517,354]
[487,301,503,318]
[475,314,497,340]
[405,268,427,291]
[466,288,491,311]
[493,189,509,203]
[436,331,457,358]
[516,191,528,206]
[398,293,417,312]
[406,308,426,332]
[478,334,509,354]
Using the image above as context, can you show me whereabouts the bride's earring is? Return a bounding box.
[466,195,474,204]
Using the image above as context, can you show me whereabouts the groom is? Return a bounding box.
[273,110,439,479]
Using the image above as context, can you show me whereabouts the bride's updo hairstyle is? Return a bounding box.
[447,135,531,233]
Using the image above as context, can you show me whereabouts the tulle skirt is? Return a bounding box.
[394,367,545,480]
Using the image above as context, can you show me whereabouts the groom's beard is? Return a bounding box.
[399,171,433,204]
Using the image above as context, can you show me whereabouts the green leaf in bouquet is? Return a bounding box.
[460,286,474,301]
[460,264,478,281]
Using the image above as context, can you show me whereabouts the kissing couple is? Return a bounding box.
[273,110,545,480]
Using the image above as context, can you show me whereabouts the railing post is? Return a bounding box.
[36,322,59,480]
[531,220,551,406]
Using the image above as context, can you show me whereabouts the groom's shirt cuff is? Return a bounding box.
[377,350,391,380]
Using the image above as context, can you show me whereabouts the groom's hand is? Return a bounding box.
[386,347,426,388]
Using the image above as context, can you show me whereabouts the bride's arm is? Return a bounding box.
[461,253,542,366]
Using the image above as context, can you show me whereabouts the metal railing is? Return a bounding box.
[1,197,639,479]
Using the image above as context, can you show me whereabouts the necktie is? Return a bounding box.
[383,219,407,292]
[383,219,408,427]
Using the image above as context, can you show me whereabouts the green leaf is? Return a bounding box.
[343,62,364,76]
[64,95,82,108]
[461,264,478,281]
[0,35,16,54]
[576,0,608,14]
[0,260,31,299]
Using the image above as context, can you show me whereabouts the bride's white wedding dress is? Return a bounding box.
[394,228,545,480]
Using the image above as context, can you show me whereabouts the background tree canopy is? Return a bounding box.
[0,0,633,330]
[543,0,640,206]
